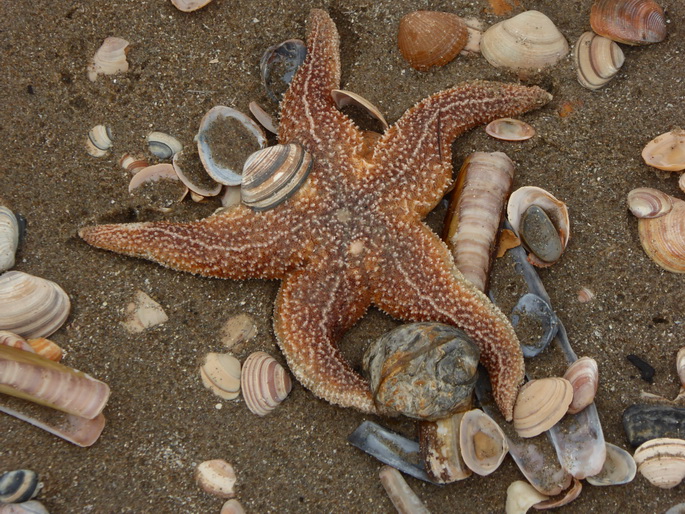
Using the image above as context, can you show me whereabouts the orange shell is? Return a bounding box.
[590,0,667,45]
[398,11,468,71]
[638,196,685,273]
[27,337,63,361]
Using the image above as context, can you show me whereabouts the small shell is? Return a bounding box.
[576,287,595,303]
[248,101,278,134]
[563,357,599,415]
[459,409,509,476]
[170,0,213,12]
[0,469,42,503]
[119,153,150,175]
[87,37,130,82]
[481,11,569,73]
[121,290,168,333]
[485,118,536,141]
[633,438,685,489]
[586,443,636,486]
[0,271,70,339]
[196,459,236,498]
[679,173,685,195]
[240,351,292,416]
[378,466,430,514]
[397,11,468,71]
[146,131,183,160]
[506,480,549,514]
[221,499,246,514]
[513,377,573,438]
[627,187,673,219]
[0,207,19,273]
[533,478,583,509]
[331,90,389,130]
[27,337,63,362]
[200,352,241,400]
[220,186,242,209]
[0,500,49,513]
[196,106,267,186]
[637,196,685,273]
[85,125,113,157]
[220,313,257,350]
[677,347,685,387]
[241,143,313,211]
[260,39,307,102]
[573,32,625,90]
[590,0,667,45]
[642,130,685,172]
[0,331,34,353]
[172,150,222,197]
[128,163,188,211]
[128,163,180,192]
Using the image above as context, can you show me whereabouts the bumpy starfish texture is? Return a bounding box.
[80,9,552,421]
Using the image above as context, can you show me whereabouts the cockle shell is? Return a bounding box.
[200,352,241,400]
[260,39,307,102]
[636,195,685,273]
[485,118,535,141]
[627,187,673,219]
[574,32,625,90]
[196,459,236,498]
[481,11,569,73]
[397,11,468,71]
[85,125,113,158]
[633,438,685,489]
[331,90,388,130]
[0,271,70,339]
[170,0,213,12]
[378,466,430,514]
[241,143,313,211]
[590,0,667,45]
[459,409,509,476]
[563,356,599,415]
[642,130,685,172]
[240,351,292,416]
[0,331,34,353]
[147,131,183,160]
[0,207,19,273]
[587,443,636,486]
[514,378,573,438]
[87,37,130,82]
[0,469,41,504]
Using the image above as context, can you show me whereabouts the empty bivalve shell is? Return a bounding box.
[513,377,573,437]
[397,11,468,71]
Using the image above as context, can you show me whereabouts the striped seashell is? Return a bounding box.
[147,131,183,160]
[0,206,20,273]
[200,352,241,400]
[513,377,573,438]
[590,0,667,45]
[627,187,673,219]
[633,438,685,489]
[196,459,236,498]
[397,11,469,71]
[642,130,685,172]
[119,153,150,175]
[0,469,42,503]
[27,337,63,362]
[241,143,313,211]
[172,150,222,197]
[240,351,292,416]
[0,271,71,339]
[87,36,130,82]
[574,32,625,90]
[637,196,685,273]
[0,330,35,353]
[85,125,113,157]
[563,357,599,414]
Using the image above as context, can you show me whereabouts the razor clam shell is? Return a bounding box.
[574,32,624,90]
[0,207,20,273]
[0,271,70,339]
[419,410,472,483]
[627,187,673,219]
[378,466,430,514]
[87,36,130,82]
[637,196,685,273]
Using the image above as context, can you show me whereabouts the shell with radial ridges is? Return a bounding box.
[397,11,469,71]
[590,0,667,45]
[240,351,292,416]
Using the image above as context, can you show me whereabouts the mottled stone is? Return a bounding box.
[520,205,563,263]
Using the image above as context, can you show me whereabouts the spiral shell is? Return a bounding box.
[642,130,685,172]
[87,36,130,82]
[563,357,599,415]
[627,187,673,219]
[397,11,468,71]
[0,469,42,503]
[0,206,19,273]
[633,438,685,489]
[637,195,685,273]
[240,351,292,416]
[200,352,241,400]
[513,377,573,438]
[590,0,667,46]
[459,409,509,476]
[574,32,625,90]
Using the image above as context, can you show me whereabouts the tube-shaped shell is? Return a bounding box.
[0,207,19,273]
[642,130,685,172]
[481,11,569,72]
[459,409,509,476]
[241,143,313,211]
[0,345,110,419]
[586,443,636,486]
[633,438,685,489]
[590,0,667,45]
[637,196,685,273]
[397,11,468,71]
[563,357,599,415]
[0,271,71,339]
[627,187,673,219]
[514,378,573,438]
[196,459,236,498]
[378,465,430,514]
[200,352,241,400]
[574,32,625,90]
[87,37,130,82]
[240,351,292,416]
[0,469,42,503]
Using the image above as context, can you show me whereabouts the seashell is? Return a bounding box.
[0,207,19,273]
[443,152,515,292]
[507,186,570,267]
[170,0,213,12]
[0,469,41,504]
[146,131,183,160]
[87,36,130,82]
[331,89,389,130]
[85,125,113,157]
[260,39,307,102]
[514,377,573,438]
[128,163,180,192]
[119,153,150,175]
[641,130,685,172]
[419,411,472,483]
[397,11,468,71]
[563,356,599,415]
[248,101,278,134]
[221,499,246,514]
[0,500,49,513]
[533,478,583,509]
[378,465,430,514]
[506,480,549,514]
[128,163,188,211]
[121,290,168,333]
[481,11,569,73]
[200,352,241,400]
[680,173,685,195]
[0,331,34,353]
[627,187,672,219]
[363,323,480,420]
[590,0,667,46]
[196,459,236,498]
[0,344,110,419]
[0,271,70,339]
[240,351,292,416]
[633,438,685,489]
[586,443,636,486]
[623,404,685,447]
[220,313,257,351]
[241,143,313,211]
[172,150,222,197]
[573,32,625,90]
[219,186,242,209]
[459,409,509,476]
[666,504,685,514]
[485,118,536,141]
[27,337,63,362]
[678,347,685,388]
[576,287,595,303]
[510,293,559,358]
[196,106,267,186]
[637,195,685,273]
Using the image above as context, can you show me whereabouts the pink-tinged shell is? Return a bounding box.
[0,331,35,353]
[119,153,150,175]
[0,206,19,273]
[633,438,685,489]
[196,459,236,498]
[27,338,63,362]
[574,32,625,90]
[642,130,685,172]
[128,163,180,192]
[221,499,246,514]
[485,118,536,141]
[459,409,509,476]
[514,378,573,438]
[590,0,667,46]
[637,196,685,273]
[533,478,582,510]
[563,357,599,415]
[200,352,241,400]
[398,11,469,71]
[576,287,595,303]
[627,187,673,219]
[378,465,430,513]
[170,0,213,12]
[86,37,130,82]
[248,101,278,134]
[173,150,222,197]
[677,347,685,387]
[240,351,292,416]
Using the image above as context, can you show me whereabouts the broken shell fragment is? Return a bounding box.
[378,466,430,514]
[586,443,636,486]
[514,378,573,438]
[331,89,389,130]
[0,206,19,273]
[533,478,583,510]
[170,0,213,12]
[0,469,41,504]
[220,313,257,350]
[590,0,667,45]
[419,412,472,483]
[641,130,685,172]
[563,356,599,415]
[485,118,535,141]
[173,150,222,197]
[200,352,241,400]
[397,11,469,71]
[85,125,113,157]
[248,101,278,134]
[240,351,292,416]
[196,459,236,498]
[633,438,685,489]
[146,131,183,160]
[260,39,307,102]
[27,337,63,362]
[0,331,34,353]
[506,480,549,514]
[459,409,509,476]
[627,187,673,219]
[122,290,168,333]
[119,153,150,175]
[87,36,130,82]
[574,32,625,90]
[636,195,685,273]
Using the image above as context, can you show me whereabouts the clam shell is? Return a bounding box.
[514,378,573,438]
[485,118,535,141]
[122,290,168,333]
[87,36,130,82]
[419,412,472,483]
[172,150,222,197]
[576,287,595,303]
[196,459,236,498]
[378,465,430,514]
[633,438,685,489]
[680,173,685,195]
[481,11,569,72]
[459,409,509,476]
[574,32,625,90]
[170,0,213,12]
[627,187,673,219]
[220,313,257,350]
[586,443,636,486]
[331,89,389,130]
[240,351,292,416]
[0,271,70,339]
[590,0,667,45]
[196,106,267,186]
[119,153,150,175]
[0,500,50,514]
[200,352,241,400]
[0,330,35,353]
[260,39,307,102]
[506,480,549,513]
[128,163,181,192]
[85,125,113,157]
[0,469,41,503]
[637,195,685,273]
[241,143,313,211]
[248,101,278,134]
[532,478,582,509]
[146,131,183,160]
[221,499,246,514]
[27,337,63,362]
[563,357,599,415]
[677,347,685,387]
[642,130,685,172]
[397,11,468,71]
[0,207,19,273]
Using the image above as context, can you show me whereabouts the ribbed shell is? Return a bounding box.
[638,196,685,273]
[397,11,468,71]
[0,206,19,273]
[563,357,599,415]
[590,0,667,45]
[627,187,673,219]
[513,377,573,438]
[200,352,241,400]
[633,438,685,489]
[641,130,685,172]
[240,351,292,416]
[87,37,130,82]
[574,32,625,90]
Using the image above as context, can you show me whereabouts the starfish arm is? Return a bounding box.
[369,217,524,421]
[274,250,376,413]
[369,81,552,217]
[79,205,312,280]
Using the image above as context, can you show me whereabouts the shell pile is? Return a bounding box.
[240,351,292,416]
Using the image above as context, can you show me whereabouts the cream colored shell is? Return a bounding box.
[587,443,636,486]
[0,207,19,273]
[87,37,130,82]
[642,130,685,172]
[200,352,241,400]
[637,196,685,273]
[459,408,509,476]
[628,187,673,219]
[633,438,685,489]
[513,377,573,438]
[574,31,624,90]
[563,357,599,415]
[195,459,236,498]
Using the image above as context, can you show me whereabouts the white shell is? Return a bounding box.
[0,271,70,339]
[563,357,599,415]
[680,173,685,195]
[633,438,685,489]
[587,443,636,486]
[200,352,241,400]
[0,207,19,273]
[85,125,113,157]
[196,459,236,498]
[248,101,278,134]
[121,290,168,333]
[627,187,673,219]
[677,347,685,387]
[0,500,50,514]
[128,163,180,192]
[170,0,213,12]
[378,465,430,514]
[221,499,246,514]
[459,408,509,476]
[574,32,625,90]
[240,351,292,416]
[87,37,130,82]
[147,131,183,159]
[331,89,389,130]
[642,130,685,172]
[505,480,548,514]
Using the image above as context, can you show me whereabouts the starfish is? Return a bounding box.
[80,9,551,421]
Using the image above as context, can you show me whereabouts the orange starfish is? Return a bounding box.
[80,9,551,421]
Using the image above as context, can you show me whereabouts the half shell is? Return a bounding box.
[87,37,130,82]
[200,352,241,400]
[586,443,636,486]
[85,125,113,157]
[196,459,236,498]
[633,438,685,489]
[0,330,34,353]
[574,31,625,90]
[506,480,548,513]
[0,469,42,503]
[642,130,685,172]
[514,378,573,438]
[397,11,468,71]
[637,195,685,273]
[0,206,19,273]
[627,187,673,219]
[170,0,213,12]
[485,118,535,141]
[563,357,599,415]
[260,39,307,102]
[240,351,292,416]
[590,0,667,45]
[331,90,388,130]
[378,465,430,514]
[459,409,509,476]
[147,131,183,160]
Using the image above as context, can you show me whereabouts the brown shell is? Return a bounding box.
[638,196,685,273]
[590,0,667,45]
[398,11,468,71]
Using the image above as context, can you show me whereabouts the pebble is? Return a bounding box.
[623,403,685,446]
[520,205,563,263]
